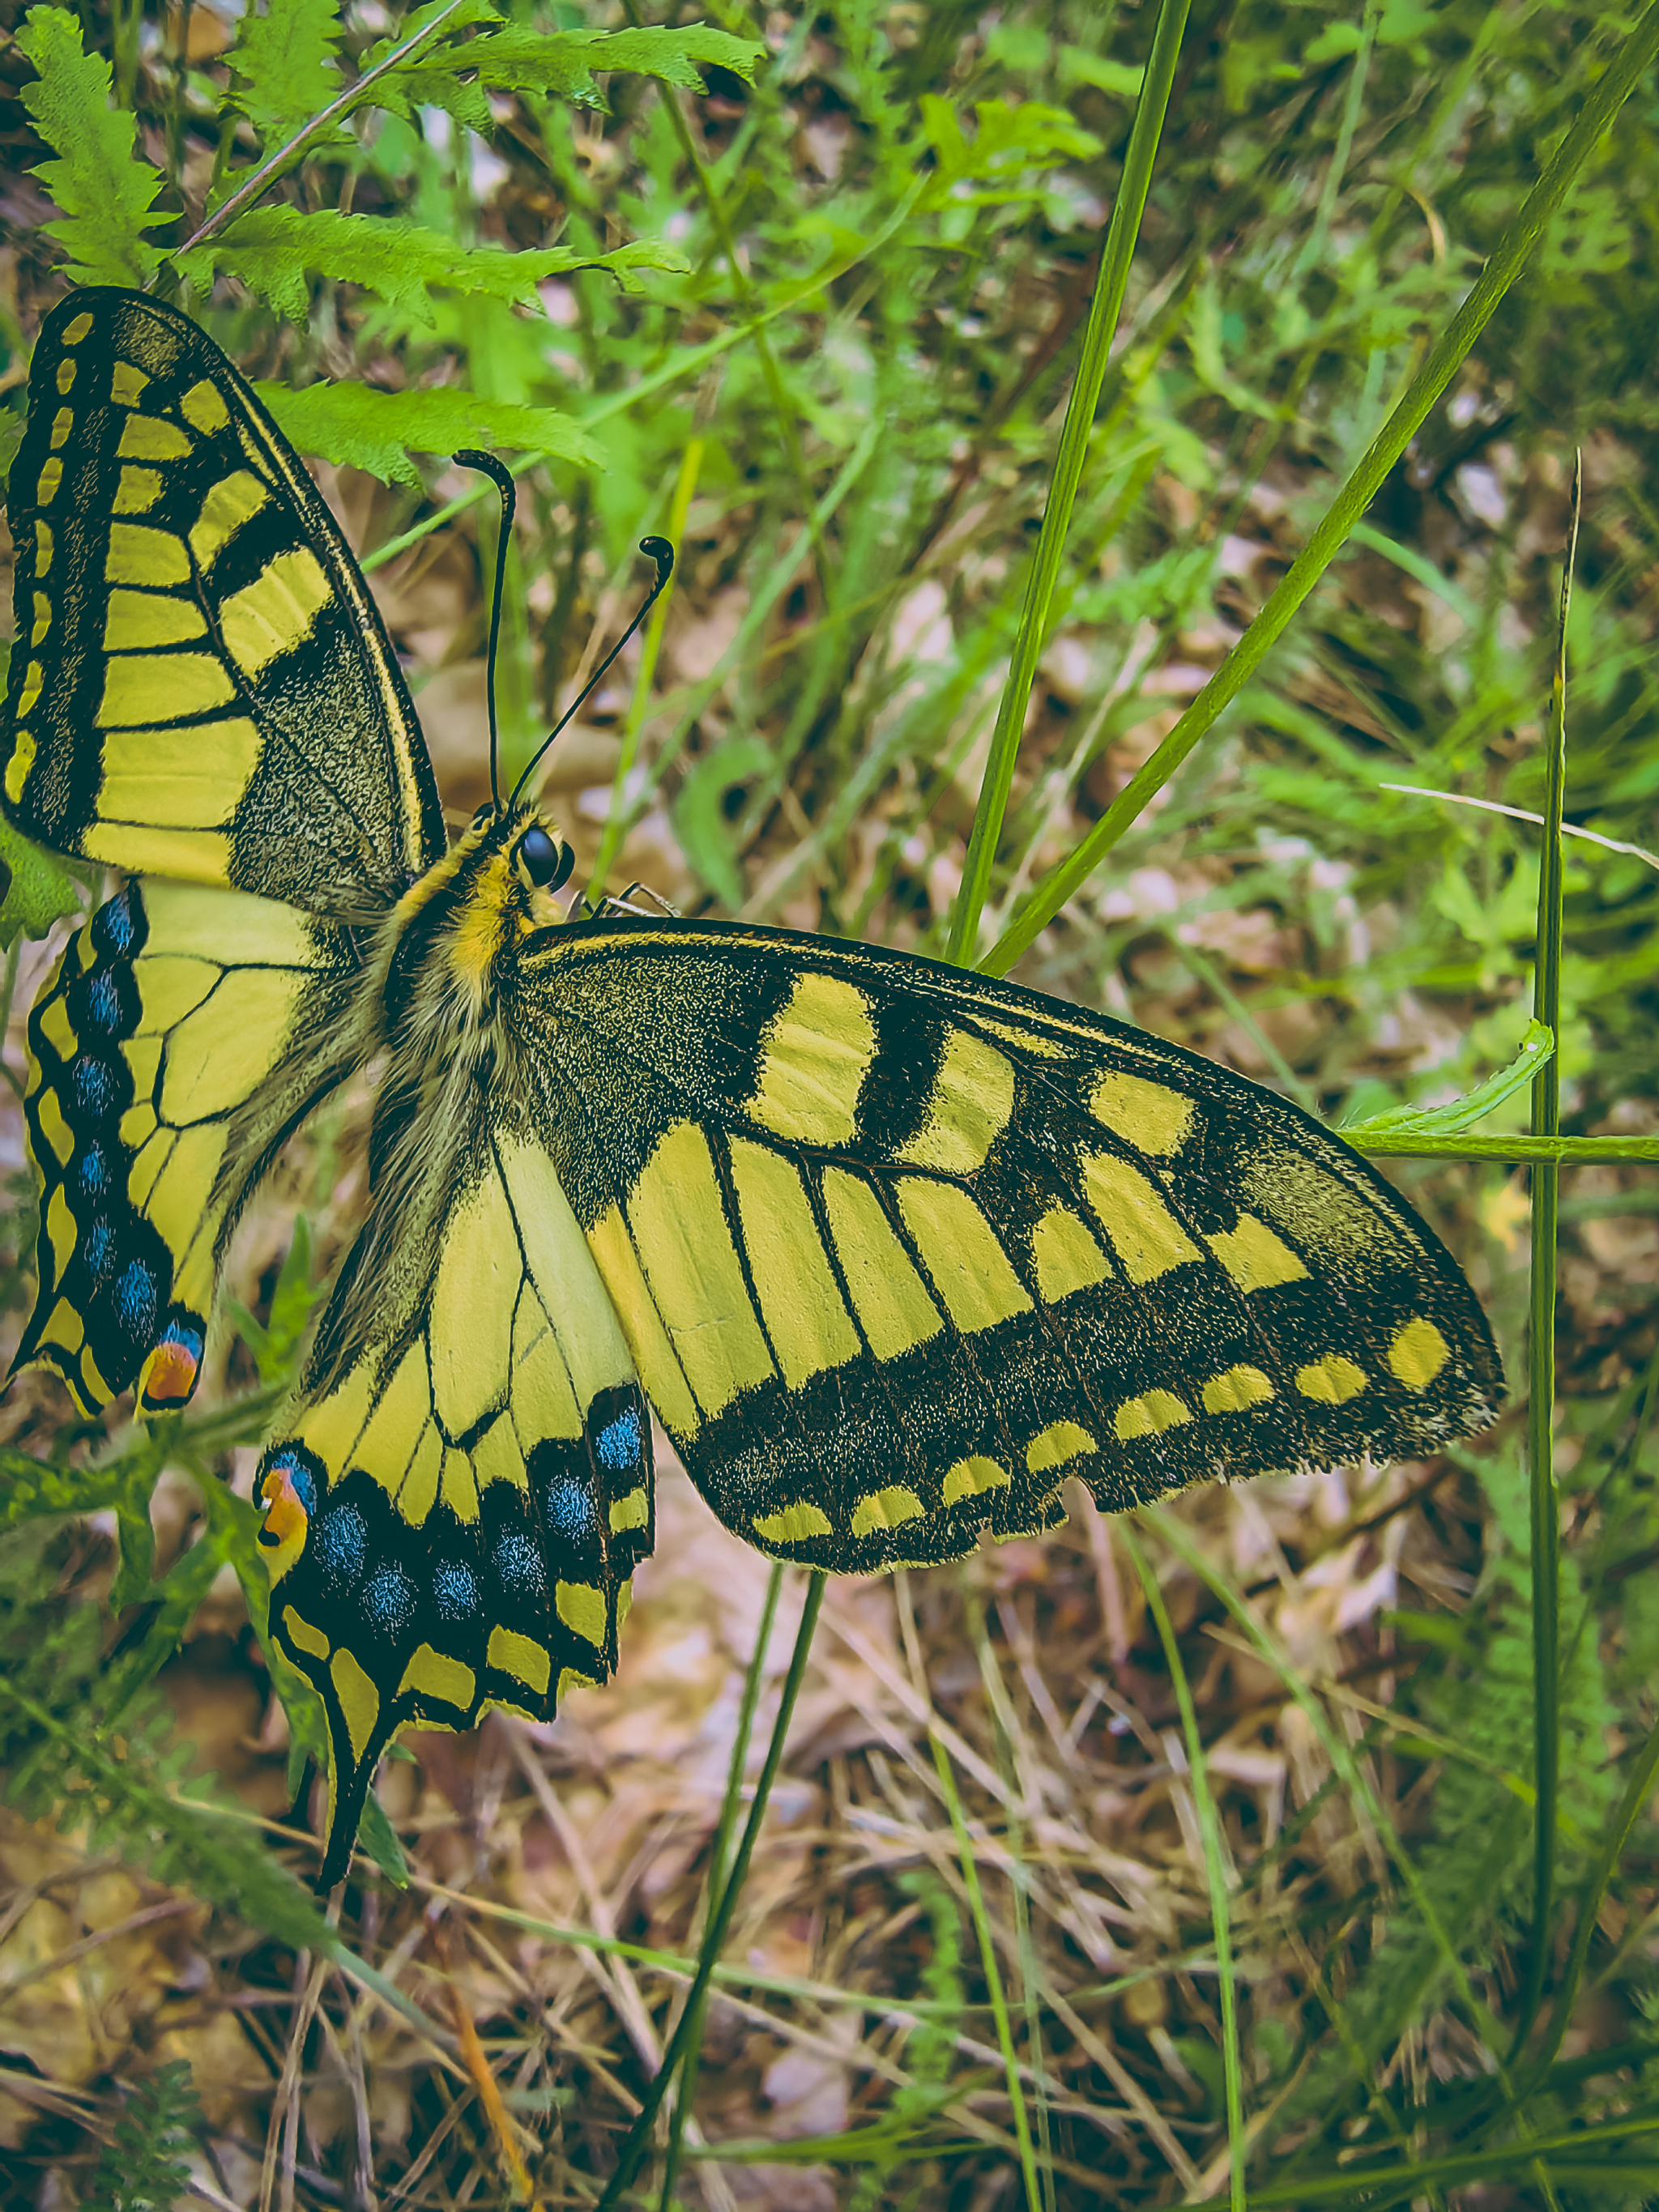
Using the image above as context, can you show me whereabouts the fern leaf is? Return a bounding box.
[15,9,169,288]
[358,0,503,130]
[225,0,344,147]
[0,1599,331,1948]
[454,23,767,106]
[258,380,602,487]
[87,2061,203,2212]
[188,207,689,328]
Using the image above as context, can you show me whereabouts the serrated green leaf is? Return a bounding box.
[226,0,344,147]
[0,809,84,950]
[354,0,502,126]
[1341,1020,1556,1140]
[16,9,169,288]
[190,207,689,329]
[257,381,603,487]
[0,1447,133,1532]
[463,23,767,105]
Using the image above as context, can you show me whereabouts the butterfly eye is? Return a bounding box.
[548,842,575,893]
[517,826,565,889]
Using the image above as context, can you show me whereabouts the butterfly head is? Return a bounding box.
[505,816,577,901]
[386,801,578,1034]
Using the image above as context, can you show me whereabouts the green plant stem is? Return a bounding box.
[1120,1523,1245,2212]
[172,0,474,259]
[1528,1710,1659,2091]
[927,1721,1043,2212]
[596,1571,825,2212]
[1350,1134,1659,1164]
[982,0,1659,977]
[947,0,1192,965]
[656,1561,784,2212]
[1515,460,1577,2053]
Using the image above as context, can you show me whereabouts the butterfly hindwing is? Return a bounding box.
[16,877,359,1416]
[2,288,444,914]
[515,918,1503,1573]
[258,1118,654,1890]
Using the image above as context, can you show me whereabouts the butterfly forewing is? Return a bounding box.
[2,288,444,914]
[517,919,1503,1572]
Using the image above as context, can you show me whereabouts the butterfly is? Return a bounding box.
[2,288,1503,1889]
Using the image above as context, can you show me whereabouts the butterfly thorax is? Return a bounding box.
[298,804,576,1393]
[377,803,573,1051]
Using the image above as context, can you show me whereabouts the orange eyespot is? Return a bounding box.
[136,1317,204,1414]
[257,1447,318,1575]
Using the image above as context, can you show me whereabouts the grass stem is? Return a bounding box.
[1120,1523,1245,2212]
[983,0,1659,975]
[1515,456,1578,2052]
[595,1571,825,2212]
[946,0,1192,965]
[655,1561,784,2212]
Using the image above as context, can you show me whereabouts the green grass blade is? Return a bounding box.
[1142,1507,1514,2092]
[1515,458,1577,2054]
[947,0,1193,966]
[656,1559,784,2212]
[1527,1710,1659,2091]
[595,1570,825,2212]
[926,1720,1043,2212]
[1119,1522,1245,2212]
[982,0,1659,978]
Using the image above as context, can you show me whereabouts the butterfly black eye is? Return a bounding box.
[548,842,575,892]
[518,826,561,888]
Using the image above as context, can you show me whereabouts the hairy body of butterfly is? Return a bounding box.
[3,288,1504,1890]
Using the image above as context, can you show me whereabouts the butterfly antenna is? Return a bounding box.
[453,450,516,812]
[510,537,674,809]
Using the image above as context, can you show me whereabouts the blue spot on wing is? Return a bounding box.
[78,1144,108,1200]
[73,1057,114,1119]
[314,1501,366,1590]
[94,890,135,957]
[114,1258,156,1342]
[542,1475,594,1539]
[364,1562,416,1636]
[594,1404,642,1473]
[494,1529,546,1597]
[82,1218,112,1283]
[433,1559,480,1620]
